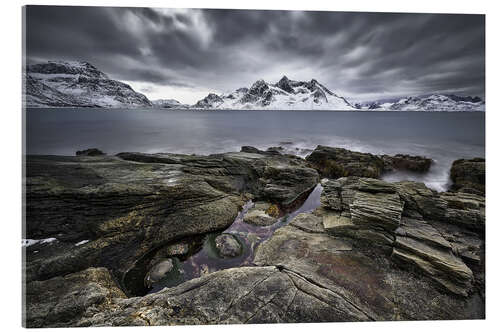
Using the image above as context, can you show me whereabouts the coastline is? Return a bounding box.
[23,145,485,327]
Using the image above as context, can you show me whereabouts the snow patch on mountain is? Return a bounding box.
[25,61,152,108]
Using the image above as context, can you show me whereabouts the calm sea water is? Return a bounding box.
[25,108,485,191]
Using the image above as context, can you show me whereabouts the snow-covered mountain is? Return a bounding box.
[25,61,152,108]
[23,61,485,112]
[193,76,355,110]
[152,99,189,109]
[358,94,484,111]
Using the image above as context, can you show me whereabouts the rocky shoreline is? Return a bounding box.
[23,145,485,327]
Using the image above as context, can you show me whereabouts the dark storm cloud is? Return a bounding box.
[25,6,485,103]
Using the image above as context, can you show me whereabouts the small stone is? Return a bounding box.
[214,234,242,258]
[243,209,277,226]
[144,259,174,288]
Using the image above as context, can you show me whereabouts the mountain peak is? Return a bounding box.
[276,75,294,93]
[25,60,152,108]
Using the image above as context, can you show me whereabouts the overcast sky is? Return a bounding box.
[25,6,485,104]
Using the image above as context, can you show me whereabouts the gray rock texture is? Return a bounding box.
[450,158,485,195]
[306,145,432,179]
[23,146,485,327]
[24,150,318,291]
[214,234,242,257]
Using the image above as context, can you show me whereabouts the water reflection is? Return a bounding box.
[148,184,323,293]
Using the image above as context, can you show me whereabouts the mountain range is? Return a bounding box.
[24,61,485,111]
[358,94,485,111]
[193,76,355,110]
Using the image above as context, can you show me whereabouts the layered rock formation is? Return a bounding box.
[318,177,484,297]
[23,146,485,327]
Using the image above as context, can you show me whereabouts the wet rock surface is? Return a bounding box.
[144,259,174,288]
[25,150,318,286]
[306,145,433,179]
[243,209,277,226]
[214,234,242,258]
[382,154,432,173]
[450,158,485,195]
[306,146,385,178]
[23,146,484,327]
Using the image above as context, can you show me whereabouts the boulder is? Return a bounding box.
[450,158,485,196]
[240,146,262,154]
[306,146,384,178]
[382,154,432,172]
[75,148,105,156]
[306,145,433,179]
[214,234,242,258]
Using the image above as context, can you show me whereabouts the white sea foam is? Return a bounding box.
[22,238,57,247]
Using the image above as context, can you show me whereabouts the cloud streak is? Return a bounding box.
[25,6,485,103]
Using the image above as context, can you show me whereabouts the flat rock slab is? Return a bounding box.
[289,212,325,233]
[252,222,482,321]
[253,225,397,320]
[321,210,355,232]
[71,266,371,326]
